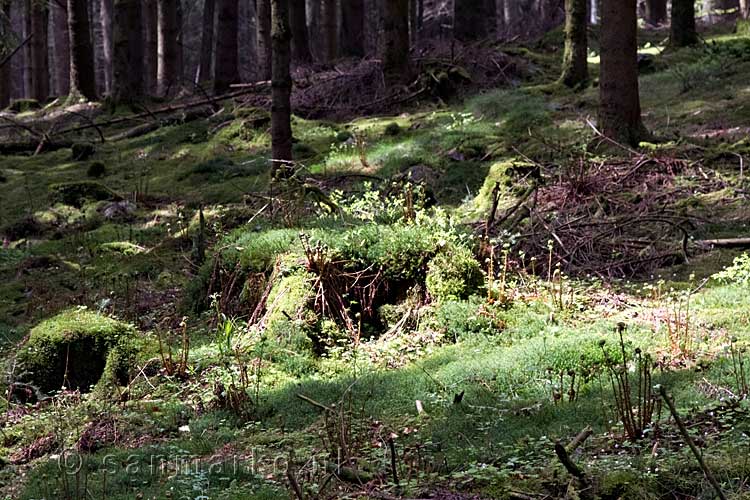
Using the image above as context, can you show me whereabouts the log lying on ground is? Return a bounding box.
[0,141,73,155]
[696,238,750,249]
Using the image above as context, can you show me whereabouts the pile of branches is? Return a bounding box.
[486,151,726,278]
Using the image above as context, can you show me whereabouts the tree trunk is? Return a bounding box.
[741,0,750,18]
[559,0,588,88]
[320,0,336,61]
[214,0,239,93]
[270,0,293,172]
[29,0,49,102]
[175,0,183,83]
[68,0,98,100]
[340,0,365,57]
[23,0,31,98]
[257,0,272,79]
[101,0,114,93]
[590,0,598,24]
[454,0,490,41]
[307,0,320,58]
[290,0,312,62]
[196,0,215,83]
[643,0,667,25]
[382,0,409,84]
[143,0,158,94]
[112,0,144,103]
[598,0,647,145]
[157,0,179,95]
[51,1,71,96]
[671,0,698,46]
[0,1,11,108]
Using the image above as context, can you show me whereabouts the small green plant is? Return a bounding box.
[713,253,750,286]
[426,246,484,302]
[600,324,657,441]
[729,337,749,398]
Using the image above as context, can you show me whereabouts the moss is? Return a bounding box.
[7,99,40,113]
[15,308,138,395]
[384,122,402,136]
[49,181,118,208]
[99,241,145,256]
[426,245,484,301]
[86,161,107,178]
[70,142,96,161]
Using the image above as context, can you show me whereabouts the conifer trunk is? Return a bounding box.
[112,0,144,103]
[270,0,293,172]
[68,0,98,100]
[101,0,114,93]
[321,0,336,61]
[29,0,49,102]
[257,0,272,79]
[196,0,215,83]
[599,0,647,145]
[559,0,588,88]
[671,0,698,46]
[51,1,70,96]
[340,0,365,57]
[290,0,312,62]
[157,0,179,95]
[214,0,239,93]
[143,0,158,94]
[454,0,489,41]
[382,0,410,84]
[0,1,11,108]
[643,0,667,25]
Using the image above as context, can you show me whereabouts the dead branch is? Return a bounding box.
[554,425,592,480]
[0,34,32,70]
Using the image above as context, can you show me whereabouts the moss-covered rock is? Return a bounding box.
[15,308,138,395]
[86,161,107,178]
[426,246,484,301]
[71,142,96,161]
[49,181,118,207]
[8,99,40,113]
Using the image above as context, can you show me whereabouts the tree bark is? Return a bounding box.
[321,0,336,61]
[270,0,293,172]
[214,0,238,93]
[51,1,70,96]
[68,0,98,100]
[454,0,489,41]
[671,0,698,46]
[643,0,667,25]
[559,0,588,88]
[741,0,750,18]
[382,0,409,84]
[257,0,272,79]
[157,0,179,95]
[143,0,158,94]
[340,0,365,57]
[196,0,215,83]
[0,1,11,108]
[598,0,647,146]
[112,0,144,103]
[101,0,114,93]
[290,0,312,62]
[29,0,49,102]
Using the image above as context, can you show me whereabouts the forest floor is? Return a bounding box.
[3,23,750,500]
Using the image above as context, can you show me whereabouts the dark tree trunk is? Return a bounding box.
[671,0,698,46]
[143,0,158,93]
[340,0,365,57]
[382,0,409,84]
[257,0,272,79]
[270,0,293,172]
[599,0,647,145]
[454,0,489,41]
[112,0,144,102]
[0,1,11,108]
[559,0,588,88]
[321,0,336,61]
[307,0,320,58]
[23,0,31,98]
[196,0,215,83]
[157,0,179,95]
[643,0,667,25]
[68,0,98,100]
[290,0,312,62]
[175,0,183,83]
[29,0,49,102]
[101,0,114,93]
[51,1,70,96]
[214,0,238,93]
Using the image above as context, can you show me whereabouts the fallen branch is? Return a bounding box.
[0,34,32,70]
[554,425,592,480]
[658,385,727,500]
[696,237,750,249]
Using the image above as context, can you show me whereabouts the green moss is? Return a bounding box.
[49,181,118,207]
[7,99,40,113]
[426,245,484,301]
[15,308,138,395]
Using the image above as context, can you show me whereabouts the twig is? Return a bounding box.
[658,385,727,500]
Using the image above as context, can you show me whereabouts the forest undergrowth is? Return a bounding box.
[3,24,750,500]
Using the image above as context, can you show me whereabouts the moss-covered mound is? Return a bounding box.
[15,308,137,395]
